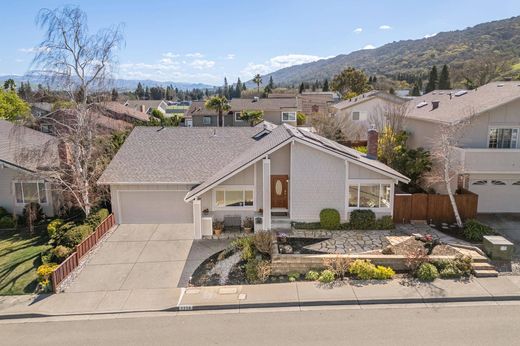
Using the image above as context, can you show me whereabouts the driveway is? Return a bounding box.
[477,213,520,257]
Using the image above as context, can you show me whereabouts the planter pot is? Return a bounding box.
[214,228,223,236]
[244,227,253,234]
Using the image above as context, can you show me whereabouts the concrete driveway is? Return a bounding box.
[478,214,520,257]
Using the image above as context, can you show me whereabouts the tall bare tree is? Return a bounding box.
[311,114,362,143]
[25,6,124,216]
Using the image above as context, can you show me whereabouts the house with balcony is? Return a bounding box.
[404,81,520,213]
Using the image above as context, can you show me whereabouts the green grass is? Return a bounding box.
[0,230,51,295]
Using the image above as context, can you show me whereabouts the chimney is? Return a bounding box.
[140,104,146,113]
[431,100,440,110]
[366,125,378,160]
[253,96,259,102]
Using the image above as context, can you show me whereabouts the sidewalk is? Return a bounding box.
[2,276,520,318]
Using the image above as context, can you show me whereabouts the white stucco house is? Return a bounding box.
[99,123,409,239]
[404,81,520,213]
[0,120,61,217]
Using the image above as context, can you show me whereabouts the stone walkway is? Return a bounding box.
[287,229,408,254]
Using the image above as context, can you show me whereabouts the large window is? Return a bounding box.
[488,128,518,148]
[234,112,243,122]
[215,187,254,209]
[348,183,391,209]
[14,181,48,204]
[202,116,212,126]
[281,112,296,122]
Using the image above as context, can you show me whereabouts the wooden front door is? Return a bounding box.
[271,175,288,209]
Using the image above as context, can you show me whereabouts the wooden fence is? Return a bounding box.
[51,214,116,293]
[393,190,478,224]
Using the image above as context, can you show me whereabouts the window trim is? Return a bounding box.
[281,111,297,122]
[347,182,392,210]
[212,185,255,211]
[234,112,243,122]
[488,126,519,149]
[13,180,49,206]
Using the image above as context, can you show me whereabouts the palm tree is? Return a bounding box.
[253,74,262,93]
[204,96,230,127]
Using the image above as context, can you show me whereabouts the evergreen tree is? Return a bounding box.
[368,76,373,84]
[223,77,230,99]
[322,79,329,92]
[145,86,150,99]
[135,82,145,99]
[268,76,274,90]
[438,64,451,90]
[425,66,438,93]
[235,78,242,98]
[299,82,305,94]
[372,76,377,83]
[111,88,118,101]
[409,82,421,96]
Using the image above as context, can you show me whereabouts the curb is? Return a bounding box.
[2,294,520,320]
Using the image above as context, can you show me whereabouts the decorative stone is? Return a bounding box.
[382,245,395,255]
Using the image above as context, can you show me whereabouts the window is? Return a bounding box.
[215,188,254,209]
[351,111,366,121]
[202,116,212,125]
[281,112,296,122]
[234,112,243,121]
[14,181,48,204]
[352,111,360,121]
[488,128,518,148]
[348,183,391,209]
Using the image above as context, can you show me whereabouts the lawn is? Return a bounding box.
[0,230,51,295]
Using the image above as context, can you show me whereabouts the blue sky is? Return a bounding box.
[2,0,520,85]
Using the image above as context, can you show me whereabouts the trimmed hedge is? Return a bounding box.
[349,210,376,230]
[61,224,93,248]
[319,209,340,230]
[85,208,109,229]
[0,215,16,229]
[416,262,439,282]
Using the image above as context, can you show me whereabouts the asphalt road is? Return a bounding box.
[2,305,520,345]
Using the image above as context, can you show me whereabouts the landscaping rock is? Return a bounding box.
[382,245,395,255]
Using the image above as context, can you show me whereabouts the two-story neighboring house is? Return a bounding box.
[184,97,299,127]
[404,82,520,213]
[332,91,408,140]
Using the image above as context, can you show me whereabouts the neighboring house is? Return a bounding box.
[0,120,61,216]
[30,102,52,118]
[36,102,149,135]
[332,91,408,140]
[404,81,520,213]
[297,92,340,121]
[98,124,409,239]
[184,98,299,127]
[124,100,168,115]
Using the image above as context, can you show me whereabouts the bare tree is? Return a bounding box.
[425,112,474,227]
[312,114,362,142]
[458,54,511,89]
[24,6,124,216]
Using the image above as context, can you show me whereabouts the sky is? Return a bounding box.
[1,0,520,85]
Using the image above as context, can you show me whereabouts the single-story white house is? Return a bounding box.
[98,124,409,239]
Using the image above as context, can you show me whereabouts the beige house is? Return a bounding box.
[332,91,408,140]
[404,82,520,213]
[0,120,61,217]
[98,124,409,239]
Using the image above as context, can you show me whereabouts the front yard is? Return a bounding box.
[0,230,51,295]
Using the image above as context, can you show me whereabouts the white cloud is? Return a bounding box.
[190,59,216,70]
[379,25,392,30]
[226,54,235,60]
[353,28,363,34]
[18,46,50,53]
[240,54,332,79]
[362,44,376,50]
[163,52,180,58]
[424,33,438,38]
[186,52,204,58]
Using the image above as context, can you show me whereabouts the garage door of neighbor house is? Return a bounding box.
[118,190,193,224]
[469,177,520,213]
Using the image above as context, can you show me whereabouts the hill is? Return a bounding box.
[256,16,520,86]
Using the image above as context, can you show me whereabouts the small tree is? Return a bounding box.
[438,65,451,89]
[204,95,230,127]
[252,74,262,93]
[424,66,438,93]
[312,114,361,142]
[296,112,306,126]
[240,109,263,126]
[0,89,30,120]
[331,67,370,97]
[322,79,329,92]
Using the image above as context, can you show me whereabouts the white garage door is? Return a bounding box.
[469,178,520,213]
[118,190,193,224]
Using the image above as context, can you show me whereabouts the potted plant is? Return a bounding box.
[213,220,224,236]
[202,208,209,216]
[243,217,254,234]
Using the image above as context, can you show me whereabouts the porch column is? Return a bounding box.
[262,158,271,230]
[193,199,202,239]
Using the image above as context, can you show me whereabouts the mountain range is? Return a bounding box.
[254,16,520,86]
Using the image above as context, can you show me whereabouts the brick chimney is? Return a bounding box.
[367,125,378,160]
[139,104,146,113]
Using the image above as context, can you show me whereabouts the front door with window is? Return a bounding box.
[271,175,288,209]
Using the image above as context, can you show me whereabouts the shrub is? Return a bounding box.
[405,248,429,272]
[296,111,306,126]
[318,270,335,283]
[253,231,272,255]
[293,222,322,230]
[376,216,395,230]
[353,146,367,154]
[0,207,8,218]
[54,221,76,246]
[85,208,109,228]
[463,219,493,241]
[319,209,340,230]
[232,236,256,261]
[349,259,395,280]
[416,263,439,282]
[256,260,272,283]
[37,263,58,293]
[0,215,16,229]
[288,272,300,282]
[434,255,472,279]
[61,224,92,248]
[21,202,45,226]
[245,259,259,283]
[305,270,320,281]
[348,210,376,230]
[323,256,351,279]
[47,219,64,238]
[50,245,72,263]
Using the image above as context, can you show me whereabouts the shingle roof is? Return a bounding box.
[125,100,167,111]
[406,82,520,124]
[0,120,59,171]
[100,101,150,121]
[186,98,298,117]
[333,91,406,110]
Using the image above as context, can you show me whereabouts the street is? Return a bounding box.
[2,304,520,345]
